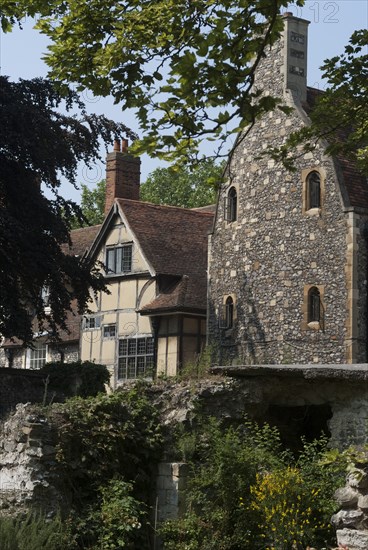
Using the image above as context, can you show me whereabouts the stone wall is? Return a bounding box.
[155,462,188,524]
[0,403,69,516]
[332,452,368,550]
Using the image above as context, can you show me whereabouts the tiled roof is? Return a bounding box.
[304,87,368,209]
[3,301,80,348]
[140,274,207,314]
[118,199,213,276]
[64,224,102,256]
[117,199,213,313]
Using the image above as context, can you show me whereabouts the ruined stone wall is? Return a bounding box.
[208,25,353,365]
[0,403,69,516]
[332,453,368,550]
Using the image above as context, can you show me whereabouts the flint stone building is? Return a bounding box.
[208,13,368,366]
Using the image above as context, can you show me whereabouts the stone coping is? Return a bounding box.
[210,364,368,381]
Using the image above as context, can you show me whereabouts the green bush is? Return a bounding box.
[41,361,110,398]
[0,512,76,550]
[160,419,347,550]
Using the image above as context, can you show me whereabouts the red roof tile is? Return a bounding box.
[117,199,213,313]
[64,224,101,256]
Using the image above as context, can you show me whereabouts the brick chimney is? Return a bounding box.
[104,138,141,215]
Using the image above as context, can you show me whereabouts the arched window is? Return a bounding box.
[308,286,320,323]
[307,171,321,209]
[226,187,237,222]
[225,296,234,329]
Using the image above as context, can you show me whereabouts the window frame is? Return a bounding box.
[84,315,102,330]
[26,340,48,369]
[105,244,133,275]
[308,286,321,323]
[225,186,237,223]
[307,171,321,209]
[219,294,237,330]
[118,336,154,380]
[103,324,117,339]
[302,285,325,331]
[302,167,325,215]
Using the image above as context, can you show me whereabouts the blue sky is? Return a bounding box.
[0,0,367,203]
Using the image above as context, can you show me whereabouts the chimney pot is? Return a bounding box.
[113,139,121,152]
[122,139,129,153]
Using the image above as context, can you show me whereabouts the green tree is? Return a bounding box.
[0,76,135,343]
[71,179,107,228]
[140,159,222,208]
[0,0,302,164]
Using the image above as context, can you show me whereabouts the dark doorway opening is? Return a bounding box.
[265,403,332,453]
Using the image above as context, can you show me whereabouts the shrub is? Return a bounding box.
[50,389,163,499]
[0,512,76,550]
[160,419,347,550]
[250,467,330,549]
[161,417,289,549]
[41,361,110,398]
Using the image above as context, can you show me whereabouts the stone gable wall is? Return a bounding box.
[208,25,368,365]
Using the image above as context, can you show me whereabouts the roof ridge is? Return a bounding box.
[70,224,102,233]
[116,198,214,216]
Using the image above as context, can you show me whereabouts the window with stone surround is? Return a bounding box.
[307,171,321,209]
[219,294,236,330]
[225,187,237,223]
[302,168,325,215]
[308,287,320,322]
[302,285,325,331]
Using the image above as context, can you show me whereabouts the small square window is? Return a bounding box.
[103,324,116,338]
[84,316,101,330]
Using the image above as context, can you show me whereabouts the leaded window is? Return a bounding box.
[118,337,154,379]
[28,341,47,369]
[106,245,132,274]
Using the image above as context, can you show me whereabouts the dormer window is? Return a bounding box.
[106,244,132,274]
[307,171,321,209]
[226,187,237,223]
